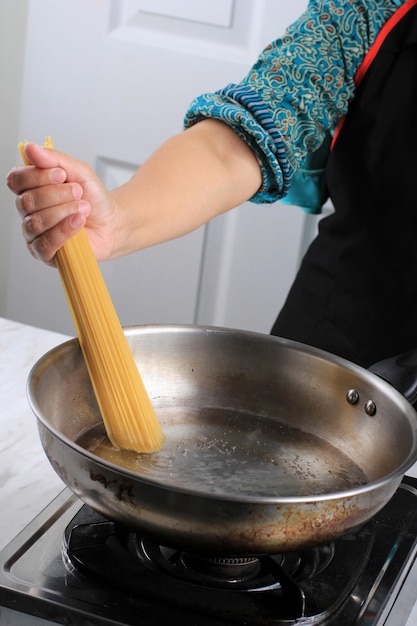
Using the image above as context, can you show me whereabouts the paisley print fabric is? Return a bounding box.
[184,0,406,206]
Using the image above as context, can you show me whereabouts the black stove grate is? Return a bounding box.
[63,505,374,624]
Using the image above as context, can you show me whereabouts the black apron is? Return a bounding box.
[271,0,417,368]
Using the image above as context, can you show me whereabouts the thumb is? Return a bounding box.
[23,142,62,169]
[23,142,95,186]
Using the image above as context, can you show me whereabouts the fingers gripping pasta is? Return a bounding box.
[18,137,164,453]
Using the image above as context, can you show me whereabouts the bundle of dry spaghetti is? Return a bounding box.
[18,137,164,453]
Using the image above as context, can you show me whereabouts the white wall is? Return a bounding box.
[0,0,29,317]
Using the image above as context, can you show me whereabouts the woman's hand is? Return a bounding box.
[6,143,117,265]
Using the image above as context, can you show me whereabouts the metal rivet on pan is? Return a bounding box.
[346,389,360,405]
[365,400,377,416]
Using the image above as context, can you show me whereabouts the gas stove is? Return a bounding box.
[1,477,417,625]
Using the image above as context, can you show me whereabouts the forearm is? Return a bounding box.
[109,119,262,258]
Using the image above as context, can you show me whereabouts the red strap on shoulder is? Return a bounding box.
[331,0,417,150]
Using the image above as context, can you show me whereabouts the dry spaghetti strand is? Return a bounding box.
[18,137,164,453]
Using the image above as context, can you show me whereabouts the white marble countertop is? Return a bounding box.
[0,317,71,551]
[1,315,417,625]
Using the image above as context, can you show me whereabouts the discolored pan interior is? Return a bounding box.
[76,405,368,499]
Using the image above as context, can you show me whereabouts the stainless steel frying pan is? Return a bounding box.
[27,325,417,554]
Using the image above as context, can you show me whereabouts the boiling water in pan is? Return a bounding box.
[78,407,367,498]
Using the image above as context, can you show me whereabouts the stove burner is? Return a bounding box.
[171,552,263,583]
[130,535,334,591]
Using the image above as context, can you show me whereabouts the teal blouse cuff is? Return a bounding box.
[184,84,294,204]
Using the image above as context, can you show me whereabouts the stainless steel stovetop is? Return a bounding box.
[1,477,417,625]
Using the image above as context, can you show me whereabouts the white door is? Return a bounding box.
[6,0,308,335]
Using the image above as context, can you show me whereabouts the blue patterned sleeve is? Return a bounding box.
[184,0,402,206]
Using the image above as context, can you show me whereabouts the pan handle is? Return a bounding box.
[369,349,417,406]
